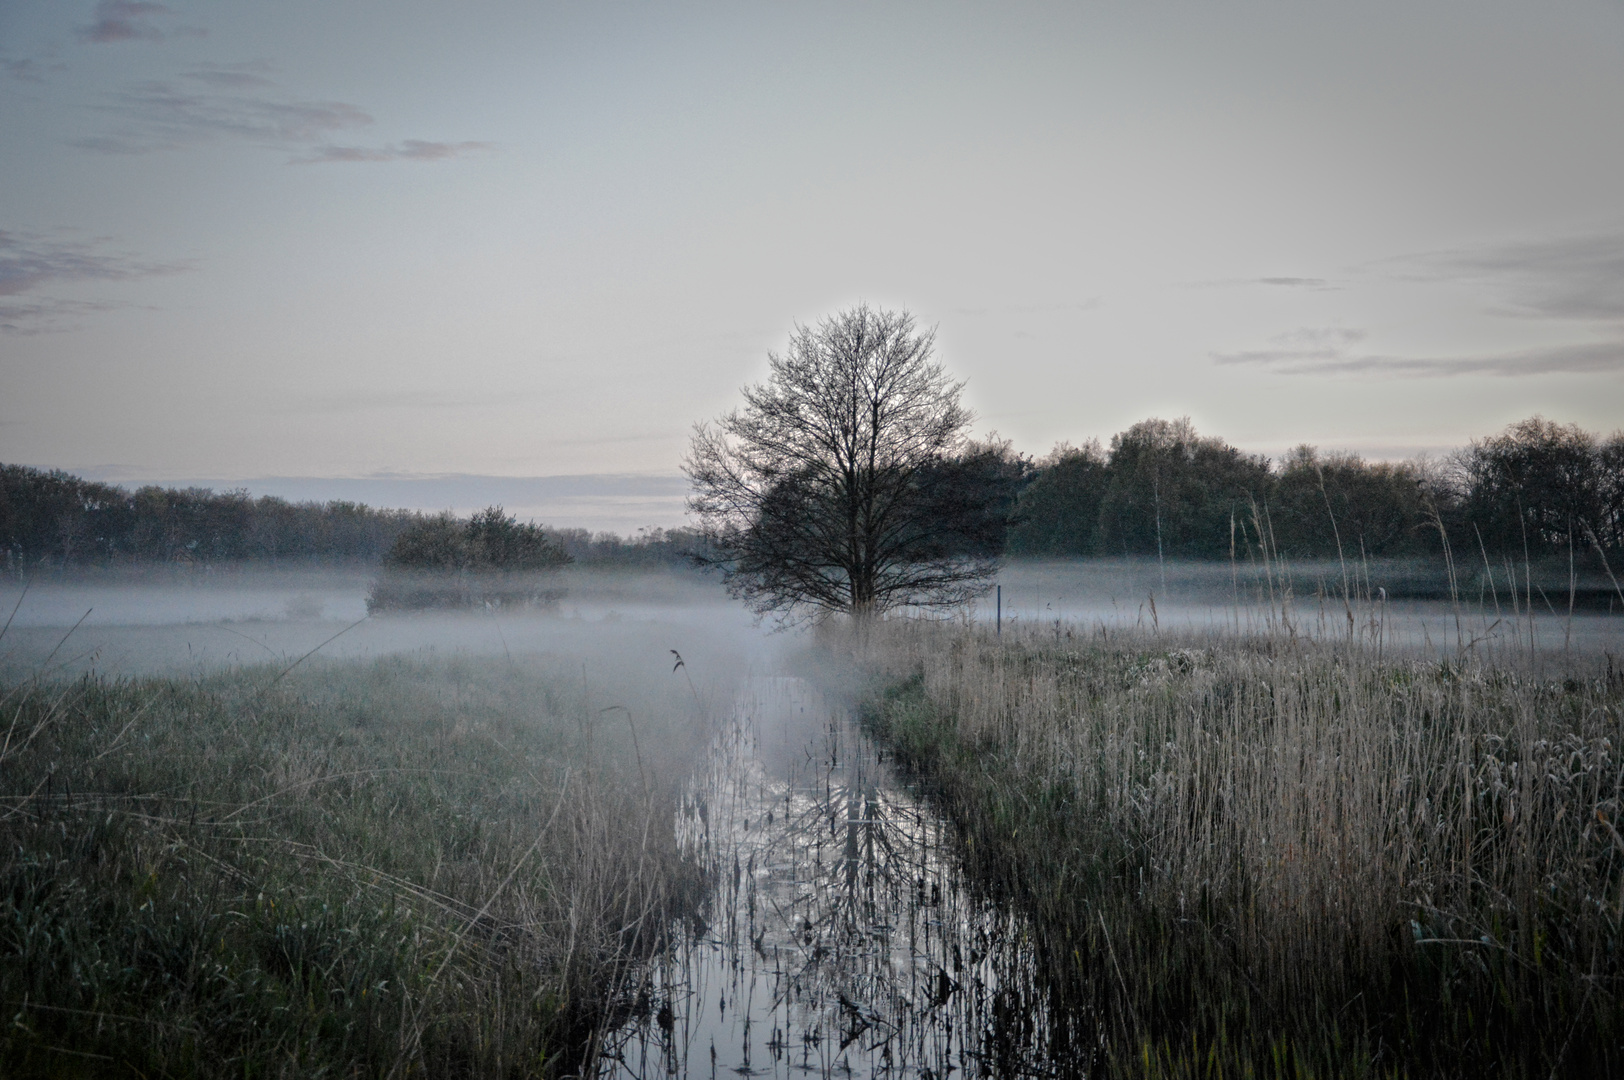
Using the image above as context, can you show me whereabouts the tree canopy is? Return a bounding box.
[381,507,571,574]
[685,305,1005,620]
[367,507,572,611]
[1455,417,1618,556]
[1096,418,1271,560]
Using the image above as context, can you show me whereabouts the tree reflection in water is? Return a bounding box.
[597,677,1094,1079]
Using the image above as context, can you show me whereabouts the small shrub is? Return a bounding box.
[368,507,571,612]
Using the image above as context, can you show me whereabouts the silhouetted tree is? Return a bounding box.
[916,435,1031,559]
[465,506,574,571]
[382,511,469,571]
[1596,433,1624,554]
[1458,417,1603,556]
[542,526,712,568]
[1,463,425,569]
[1006,441,1109,557]
[1270,446,1429,559]
[686,305,1002,620]
[1097,418,1270,560]
[369,507,570,611]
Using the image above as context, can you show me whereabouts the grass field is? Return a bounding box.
[860,621,1624,1077]
[0,653,707,1078]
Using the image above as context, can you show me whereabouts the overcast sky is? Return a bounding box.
[3,2,1622,528]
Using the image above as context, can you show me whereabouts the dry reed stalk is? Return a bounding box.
[858,617,1624,1074]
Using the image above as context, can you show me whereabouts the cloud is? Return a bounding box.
[1009,299,1101,313]
[4,56,67,83]
[1391,232,1624,323]
[951,299,1100,316]
[278,389,539,414]
[1180,276,1339,291]
[1219,231,1624,378]
[78,1,170,43]
[1272,326,1367,346]
[178,61,277,90]
[1213,339,1624,378]
[1256,277,1329,288]
[0,231,187,333]
[292,140,494,165]
[0,231,184,296]
[77,79,373,153]
[0,297,124,336]
[1206,325,1365,366]
[77,68,491,163]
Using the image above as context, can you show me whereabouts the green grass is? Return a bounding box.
[859,623,1624,1078]
[0,655,705,1078]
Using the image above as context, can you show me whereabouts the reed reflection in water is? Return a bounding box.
[597,676,1091,1079]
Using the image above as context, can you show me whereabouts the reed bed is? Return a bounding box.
[0,655,706,1078]
[859,621,1624,1077]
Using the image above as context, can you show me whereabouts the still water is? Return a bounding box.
[597,677,1089,1079]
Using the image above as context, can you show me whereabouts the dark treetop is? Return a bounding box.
[686,305,1005,621]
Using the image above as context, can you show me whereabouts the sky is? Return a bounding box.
[3,1,1622,530]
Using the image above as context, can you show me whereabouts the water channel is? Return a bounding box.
[597,676,1092,1079]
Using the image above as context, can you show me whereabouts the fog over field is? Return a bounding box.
[0,568,766,680]
[4,561,1618,686]
[984,559,1624,655]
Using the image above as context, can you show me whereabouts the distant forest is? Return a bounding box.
[3,414,1620,573]
[1002,415,1623,564]
[0,466,704,573]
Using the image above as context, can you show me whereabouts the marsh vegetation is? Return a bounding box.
[0,649,710,1077]
[857,618,1624,1077]
[2,550,1621,1077]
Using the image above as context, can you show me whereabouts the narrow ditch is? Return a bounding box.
[596,675,1092,1078]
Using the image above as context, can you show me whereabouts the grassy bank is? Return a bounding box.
[0,655,705,1078]
[861,623,1624,1077]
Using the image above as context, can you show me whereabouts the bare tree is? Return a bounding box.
[685,305,1001,621]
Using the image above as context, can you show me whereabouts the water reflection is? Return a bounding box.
[598,677,1087,1079]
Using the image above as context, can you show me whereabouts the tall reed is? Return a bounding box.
[860,621,1624,1076]
[0,655,706,1077]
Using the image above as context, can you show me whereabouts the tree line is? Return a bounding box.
[1004,415,1624,564]
[0,463,705,573]
[5,416,1618,580]
[0,466,419,568]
